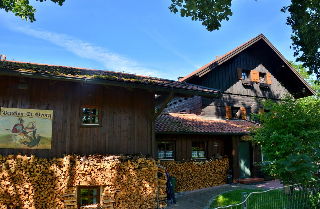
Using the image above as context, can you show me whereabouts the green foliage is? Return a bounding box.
[251,95,320,185]
[210,189,264,208]
[282,1,320,79]
[0,0,65,22]
[169,0,232,31]
[210,187,319,209]
[168,1,320,80]
[290,61,320,95]
[1,1,319,80]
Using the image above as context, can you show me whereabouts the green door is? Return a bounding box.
[239,142,251,179]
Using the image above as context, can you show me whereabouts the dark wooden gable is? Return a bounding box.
[195,49,291,99]
[181,34,315,99]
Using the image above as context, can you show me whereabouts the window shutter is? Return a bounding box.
[226,106,232,119]
[266,73,272,84]
[240,107,246,120]
[250,70,259,82]
[237,68,242,80]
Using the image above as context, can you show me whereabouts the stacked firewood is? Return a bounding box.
[156,166,167,208]
[0,154,159,209]
[161,158,229,192]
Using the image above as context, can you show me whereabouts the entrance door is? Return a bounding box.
[239,142,251,179]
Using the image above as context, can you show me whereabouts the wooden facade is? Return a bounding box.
[156,133,230,161]
[192,49,296,119]
[156,34,315,182]
[0,75,154,158]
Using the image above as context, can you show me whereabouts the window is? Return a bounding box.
[237,68,250,80]
[192,142,206,158]
[259,73,266,83]
[77,186,100,206]
[226,106,246,120]
[157,142,174,159]
[242,71,249,80]
[232,107,240,119]
[82,106,101,126]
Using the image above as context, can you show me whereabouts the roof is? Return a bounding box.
[155,113,256,134]
[0,60,221,98]
[179,34,316,96]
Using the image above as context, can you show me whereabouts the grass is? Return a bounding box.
[210,188,314,209]
[210,189,264,208]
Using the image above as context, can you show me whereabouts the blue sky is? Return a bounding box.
[0,0,294,80]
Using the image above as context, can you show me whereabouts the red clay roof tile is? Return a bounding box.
[156,113,256,134]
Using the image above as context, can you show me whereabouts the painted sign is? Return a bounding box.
[0,107,53,149]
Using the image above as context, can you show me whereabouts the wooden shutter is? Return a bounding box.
[240,107,246,120]
[266,73,272,84]
[250,70,259,82]
[237,68,242,80]
[226,106,232,119]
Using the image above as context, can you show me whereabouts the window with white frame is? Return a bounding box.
[157,142,174,159]
[192,142,206,158]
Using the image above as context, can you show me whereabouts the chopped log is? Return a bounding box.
[161,158,229,192]
[0,154,160,209]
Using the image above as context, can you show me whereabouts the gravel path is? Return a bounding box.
[165,180,282,209]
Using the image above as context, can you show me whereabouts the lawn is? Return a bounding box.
[210,188,315,209]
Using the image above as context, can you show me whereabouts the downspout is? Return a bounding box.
[152,91,174,159]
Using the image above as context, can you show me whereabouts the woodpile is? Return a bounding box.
[156,165,167,208]
[161,158,229,192]
[0,154,161,209]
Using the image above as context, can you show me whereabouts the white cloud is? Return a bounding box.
[143,30,200,69]
[11,26,161,77]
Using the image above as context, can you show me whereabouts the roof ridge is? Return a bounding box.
[0,59,222,98]
[179,33,264,82]
[3,60,164,81]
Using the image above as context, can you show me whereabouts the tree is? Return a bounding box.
[251,95,320,184]
[290,61,320,95]
[282,1,320,79]
[0,0,65,22]
[169,0,320,79]
[169,0,232,31]
[2,1,319,78]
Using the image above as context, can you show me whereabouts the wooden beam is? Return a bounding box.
[152,121,156,159]
[152,91,174,159]
[153,91,174,121]
[232,136,240,183]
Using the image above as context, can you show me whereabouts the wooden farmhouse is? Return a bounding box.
[0,57,221,158]
[0,57,222,208]
[155,34,315,182]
